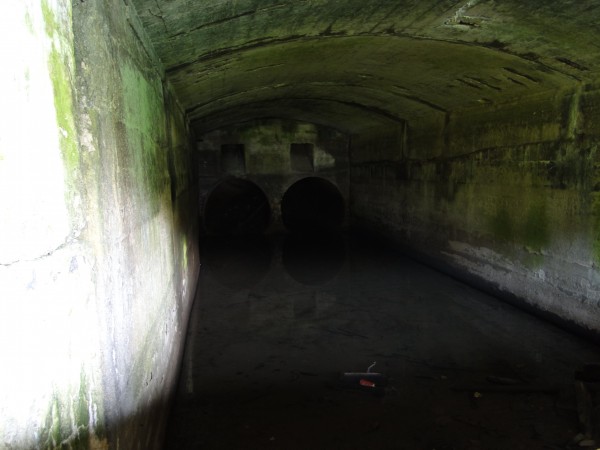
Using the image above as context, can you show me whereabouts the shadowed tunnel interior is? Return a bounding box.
[281,177,345,234]
[148,1,600,445]
[3,1,600,449]
[203,177,271,236]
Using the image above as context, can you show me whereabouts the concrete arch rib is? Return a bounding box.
[170,35,577,124]
[135,0,600,84]
[190,98,407,135]
[185,84,430,122]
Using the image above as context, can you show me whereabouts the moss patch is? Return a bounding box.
[42,0,80,220]
[119,62,168,213]
[522,201,549,251]
[48,48,78,172]
[490,207,513,242]
[41,0,58,36]
[592,193,600,262]
[38,370,99,449]
[182,235,188,269]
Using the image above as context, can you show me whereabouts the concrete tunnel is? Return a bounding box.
[1,0,600,448]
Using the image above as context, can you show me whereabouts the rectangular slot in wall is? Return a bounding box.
[290,143,314,172]
[220,144,246,172]
[197,150,218,176]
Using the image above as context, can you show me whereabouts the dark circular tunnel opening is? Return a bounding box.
[281,177,344,234]
[203,177,271,236]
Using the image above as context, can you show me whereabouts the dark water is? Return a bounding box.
[164,232,599,450]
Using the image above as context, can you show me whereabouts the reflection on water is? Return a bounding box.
[166,232,600,450]
[201,236,272,290]
[282,233,346,285]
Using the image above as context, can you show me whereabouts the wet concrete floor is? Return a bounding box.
[164,232,600,450]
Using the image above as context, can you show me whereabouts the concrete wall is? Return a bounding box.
[0,0,199,448]
[351,86,600,338]
[197,119,349,233]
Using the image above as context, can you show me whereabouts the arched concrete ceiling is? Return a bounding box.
[131,0,600,133]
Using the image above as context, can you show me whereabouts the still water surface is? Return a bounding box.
[165,232,599,450]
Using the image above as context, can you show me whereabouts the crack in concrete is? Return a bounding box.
[400,0,460,32]
[506,77,526,87]
[399,93,448,113]
[555,56,589,72]
[167,1,308,39]
[443,0,494,29]
[148,0,168,33]
[464,76,502,91]
[186,81,443,119]
[0,237,79,267]
[169,9,257,38]
[449,0,480,22]
[457,78,482,90]
[503,67,540,84]
[125,5,164,75]
[368,2,403,34]
[165,34,307,74]
[244,63,285,73]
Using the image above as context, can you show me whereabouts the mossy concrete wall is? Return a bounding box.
[0,0,199,448]
[351,86,600,337]
[197,119,349,232]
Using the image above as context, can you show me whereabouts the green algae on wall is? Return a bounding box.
[48,48,79,182]
[488,194,549,253]
[42,0,81,230]
[592,193,600,263]
[522,201,549,252]
[39,368,106,450]
[490,207,514,243]
[42,0,78,169]
[48,48,78,172]
[119,61,169,212]
[1,0,198,448]
[182,235,188,269]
